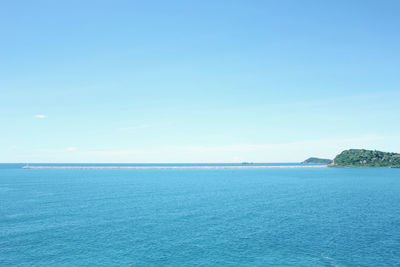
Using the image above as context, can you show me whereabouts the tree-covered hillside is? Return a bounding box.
[330,149,400,167]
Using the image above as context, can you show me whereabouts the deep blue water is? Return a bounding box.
[1,164,399,266]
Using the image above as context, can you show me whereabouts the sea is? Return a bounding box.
[1,163,399,266]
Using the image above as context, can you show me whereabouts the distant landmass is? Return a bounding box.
[329,149,400,168]
[302,157,332,164]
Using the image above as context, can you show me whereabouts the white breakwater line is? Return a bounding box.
[22,165,327,169]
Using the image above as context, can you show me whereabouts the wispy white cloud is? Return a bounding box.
[29,134,399,163]
[77,134,395,163]
[34,114,47,119]
[37,147,78,153]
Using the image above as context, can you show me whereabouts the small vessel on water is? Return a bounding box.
[242,162,255,165]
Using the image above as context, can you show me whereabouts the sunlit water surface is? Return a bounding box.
[1,164,399,266]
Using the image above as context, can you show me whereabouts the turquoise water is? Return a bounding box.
[1,164,399,266]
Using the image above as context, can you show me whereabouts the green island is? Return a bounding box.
[302,157,332,164]
[329,149,400,168]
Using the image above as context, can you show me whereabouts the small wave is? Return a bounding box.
[321,254,342,267]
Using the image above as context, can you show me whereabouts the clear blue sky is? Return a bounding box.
[1,0,399,162]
